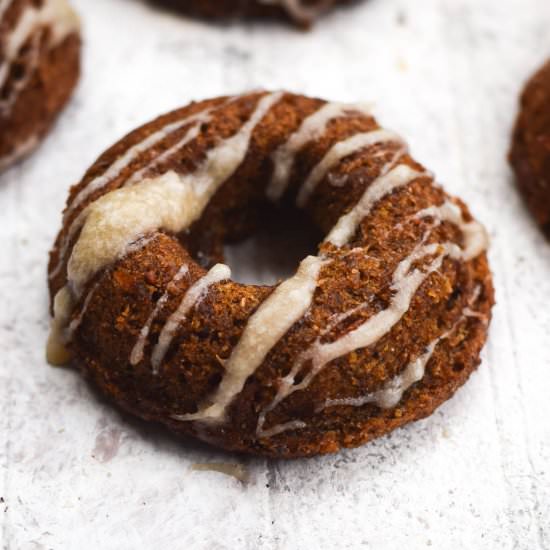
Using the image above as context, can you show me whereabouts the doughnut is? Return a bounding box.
[150,0,353,27]
[47,91,494,458]
[0,0,80,172]
[510,59,550,237]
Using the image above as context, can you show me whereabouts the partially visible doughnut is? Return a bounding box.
[510,59,550,236]
[150,0,354,27]
[0,0,80,172]
[47,91,494,458]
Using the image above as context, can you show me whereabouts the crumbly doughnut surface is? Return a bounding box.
[0,0,81,172]
[48,91,494,458]
[510,59,550,236]
[149,0,354,27]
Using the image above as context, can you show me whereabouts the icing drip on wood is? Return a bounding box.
[0,0,79,104]
[266,101,372,201]
[151,263,231,373]
[130,264,189,366]
[171,255,328,422]
[297,129,406,207]
[48,92,283,365]
[191,463,249,483]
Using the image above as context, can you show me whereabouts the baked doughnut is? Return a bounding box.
[0,0,80,172]
[150,0,353,27]
[510,59,550,236]
[47,91,494,458]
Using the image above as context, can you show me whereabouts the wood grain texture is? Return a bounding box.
[0,0,549,547]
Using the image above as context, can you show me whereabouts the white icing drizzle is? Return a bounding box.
[319,310,476,413]
[49,92,283,363]
[0,31,41,115]
[256,202,488,437]
[45,93,489,440]
[461,285,488,324]
[413,200,489,261]
[63,96,243,220]
[266,101,371,201]
[325,164,425,247]
[129,264,189,367]
[0,0,12,20]
[326,348,433,411]
[318,289,486,413]
[123,122,203,188]
[296,129,406,207]
[47,206,88,281]
[48,118,204,281]
[46,234,156,366]
[151,263,231,373]
[47,114,210,282]
[463,305,488,323]
[68,92,282,297]
[66,172,195,298]
[64,109,213,221]
[254,236,450,436]
[124,233,159,257]
[49,94,277,282]
[165,103,485,432]
[66,281,100,339]
[258,419,308,439]
[0,0,79,96]
[171,255,328,422]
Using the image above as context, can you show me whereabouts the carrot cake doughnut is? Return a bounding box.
[510,59,550,237]
[47,91,494,458]
[151,0,353,27]
[0,0,80,172]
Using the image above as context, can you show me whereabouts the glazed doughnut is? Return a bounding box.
[510,59,550,237]
[0,0,80,172]
[47,91,494,458]
[151,0,353,27]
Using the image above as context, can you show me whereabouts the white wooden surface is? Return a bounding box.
[1,0,550,548]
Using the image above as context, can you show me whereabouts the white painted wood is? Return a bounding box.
[1,0,549,548]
